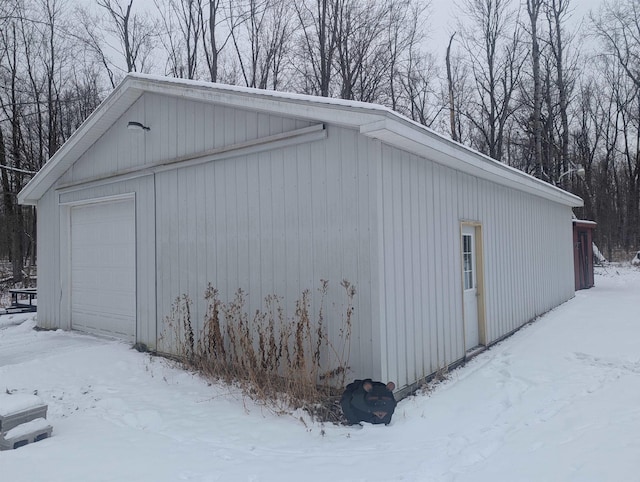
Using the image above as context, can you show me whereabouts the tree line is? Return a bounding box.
[1,0,639,282]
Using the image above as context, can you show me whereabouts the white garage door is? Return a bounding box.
[70,198,136,341]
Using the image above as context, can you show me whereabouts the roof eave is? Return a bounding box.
[361,117,584,209]
[125,74,383,127]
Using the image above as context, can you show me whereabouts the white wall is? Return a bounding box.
[59,93,315,186]
[377,143,575,388]
[153,124,382,381]
[35,189,60,330]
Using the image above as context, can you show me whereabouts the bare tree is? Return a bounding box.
[294,0,340,96]
[228,0,293,89]
[333,0,387,101]
[592,0,640,251]
[572,76,607,232]
[1,0,102,276]
[443,33,476,145]
[457,0,525,161]
[368,0,429,108]
[446,33,458,141]
[75,6,118,88]
[95,0,157,73]
[0,17,28,282]
[155,0,204,79]
[296,0,429,104]
[42,0,65,156]
[204,0,221,82]
[397,46,442,127]
[527,0,544,177]
[201,0,237,82]
[545,0,578,188]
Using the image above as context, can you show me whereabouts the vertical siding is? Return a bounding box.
[154,124,380,380]
[59,93,313,185]
[36,189,61,330]
[361,136,380,378]
[379,144,575,389]
[380,148,465,387]
[476,180,574,344]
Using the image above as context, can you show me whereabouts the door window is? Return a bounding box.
[463,233,474,290]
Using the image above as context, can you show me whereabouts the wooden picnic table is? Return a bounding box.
[8,288,37,312]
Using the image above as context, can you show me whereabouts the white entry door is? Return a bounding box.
[70,198,136,341]
[462,225,479,351]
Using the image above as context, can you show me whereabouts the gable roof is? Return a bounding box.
[18,73,583,208]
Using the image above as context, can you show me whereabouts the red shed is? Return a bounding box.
[573,219,596,290]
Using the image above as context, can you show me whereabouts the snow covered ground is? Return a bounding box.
[1,265,639,481]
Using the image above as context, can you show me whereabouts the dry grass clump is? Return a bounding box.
[159,280,355,422]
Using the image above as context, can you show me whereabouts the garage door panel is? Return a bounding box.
[70,198,136,341]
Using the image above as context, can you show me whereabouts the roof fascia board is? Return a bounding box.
[361,117,584,208]
[128,76,379,128]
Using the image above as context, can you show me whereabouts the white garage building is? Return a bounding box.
[19,74,582,393]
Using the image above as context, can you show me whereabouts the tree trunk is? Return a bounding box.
[446,33,458,142]
[528,0,543,178]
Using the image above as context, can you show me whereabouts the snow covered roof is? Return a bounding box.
[573,219,597,226]
[18,73,584,208]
